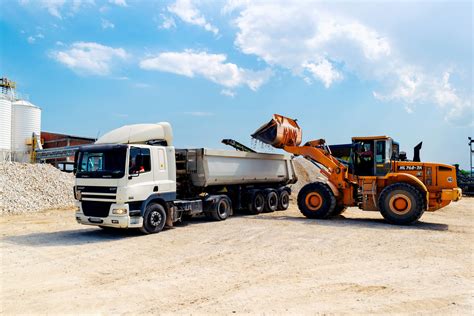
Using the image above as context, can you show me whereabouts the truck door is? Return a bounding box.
[128,147,154,201]
[153,147,174,192]
[375,140,391,176]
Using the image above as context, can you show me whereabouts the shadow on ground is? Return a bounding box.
[1,227,144,247]
[252,213,449,231]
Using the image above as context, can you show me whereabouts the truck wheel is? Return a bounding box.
[277,190,290,210]
[264,190,279,212]
[211,196,232,221]
[378,183,425,225]
[297,182,336,219]
[248,191,265,214]
[140,203,167,234]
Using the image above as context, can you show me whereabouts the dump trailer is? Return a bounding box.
[252,114,462,225]
[74,123,296,234]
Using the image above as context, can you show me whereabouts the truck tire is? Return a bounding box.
[140,203,167,234]
[211,195,232,221]
[378,183,425,225]
[297,182,336,219]
[264,189,279,212]
[277,189,290,210]
[248,191,265,214]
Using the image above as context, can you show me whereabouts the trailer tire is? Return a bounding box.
[140,203,167,234]
[264,190,279,212]
[248,191,265,214]
[210,195,232,221]
[297,182,336,219]
[277,189,290,210]
[378,183,425,225]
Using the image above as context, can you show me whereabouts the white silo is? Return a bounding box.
[0,94,12,161]
[11,99,41,162]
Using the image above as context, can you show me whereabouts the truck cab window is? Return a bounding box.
[129,147,151,174]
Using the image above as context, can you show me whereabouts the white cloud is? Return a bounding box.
[101,18,115,29]
[220,89,235,97]
[302,59,342,88]
[159,14,176,29]
[184,111,214,117]
[229,1,472,124]
[168,0,218,35]
[27,36,35,44]
[51,42,128,76]
[19,0,94,18]
[140,50,271,91]
[109,0,127,7]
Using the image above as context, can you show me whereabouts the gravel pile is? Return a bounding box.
[0,162,75,215]
[290,157,326,197]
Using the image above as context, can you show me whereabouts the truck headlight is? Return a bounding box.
[112,208,128,215]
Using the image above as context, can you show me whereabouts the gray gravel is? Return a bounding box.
[0,162,75,215]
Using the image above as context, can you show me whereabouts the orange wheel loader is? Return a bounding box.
[252,114,462,225]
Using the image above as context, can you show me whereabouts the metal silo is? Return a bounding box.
[0,94,12,161]
[11,99,41,162]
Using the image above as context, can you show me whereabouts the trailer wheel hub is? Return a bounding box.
[389,194,411,215]
[306,192,323,211]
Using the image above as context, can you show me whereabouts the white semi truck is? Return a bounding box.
[74,122,297,233]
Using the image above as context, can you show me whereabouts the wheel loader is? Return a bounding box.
[252,114,462,225]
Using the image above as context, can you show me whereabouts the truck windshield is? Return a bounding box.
[76,147,127,178]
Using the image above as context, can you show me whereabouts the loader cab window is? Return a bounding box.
[129,147,151,175]
[353,140,374,176]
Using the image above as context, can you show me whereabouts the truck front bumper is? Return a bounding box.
[441,188,462,202]
[75,202,143,228]
[75,212,143,228]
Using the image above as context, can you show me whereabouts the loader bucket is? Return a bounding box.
[251,114,302,148]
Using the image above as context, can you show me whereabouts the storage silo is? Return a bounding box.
[11,99,41,162]
[0,94,12,161]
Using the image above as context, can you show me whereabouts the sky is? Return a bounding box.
[0,0,472,169]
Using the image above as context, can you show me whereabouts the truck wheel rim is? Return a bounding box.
[255,195,264,209]
[150,211,162,226]
[305,192,322,211]
[389,194,412,215]
[218,200,228,216]
[269,194,277,207]
[281,194,289,207]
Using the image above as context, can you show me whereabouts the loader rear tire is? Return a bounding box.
[297,182,336,219]
[378,183,425,225]
[331,205,347,217]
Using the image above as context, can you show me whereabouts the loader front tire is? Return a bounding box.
[297,182,336,219]
[378,183,425,225]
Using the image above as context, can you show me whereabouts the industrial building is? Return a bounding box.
[0,77,95,170]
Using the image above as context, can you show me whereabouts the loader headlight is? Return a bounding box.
[112,208,128,215]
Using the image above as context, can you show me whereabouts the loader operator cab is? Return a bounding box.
[351,136,398,177]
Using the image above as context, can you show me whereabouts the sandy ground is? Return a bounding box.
[1,198,473,314]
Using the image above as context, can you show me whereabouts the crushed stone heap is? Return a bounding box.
[0,162,75,215]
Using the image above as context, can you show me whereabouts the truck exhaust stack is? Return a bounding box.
[251,114,302,148]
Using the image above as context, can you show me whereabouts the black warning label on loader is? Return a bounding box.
[398,165,423,171]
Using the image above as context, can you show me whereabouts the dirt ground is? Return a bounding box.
[1,198,472,314]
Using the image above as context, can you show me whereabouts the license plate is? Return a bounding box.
[88,217,103,223]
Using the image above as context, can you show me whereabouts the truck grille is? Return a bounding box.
[81,201,112,217]
[76,186,117,201]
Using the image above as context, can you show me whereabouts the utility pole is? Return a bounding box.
[469,137,473,177]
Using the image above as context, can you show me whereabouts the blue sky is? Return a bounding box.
[0,0,472,168]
